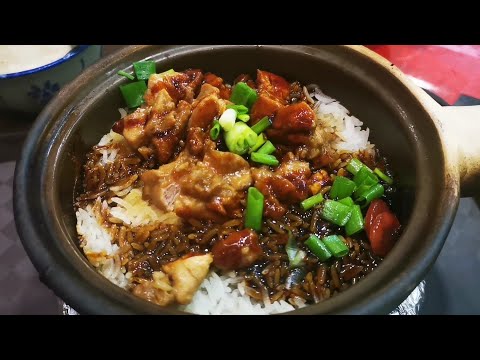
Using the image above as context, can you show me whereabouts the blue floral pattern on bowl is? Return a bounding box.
[27,80,61,106]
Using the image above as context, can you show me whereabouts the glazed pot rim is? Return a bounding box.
[14,45,459,314]
[0,45,90,80]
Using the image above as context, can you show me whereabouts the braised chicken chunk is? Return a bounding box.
[141,147,252,222]
[133,254,213,306]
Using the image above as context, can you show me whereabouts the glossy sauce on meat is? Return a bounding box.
[77,67,402,309]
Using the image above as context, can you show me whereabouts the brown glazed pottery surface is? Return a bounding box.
[14,45,460,314]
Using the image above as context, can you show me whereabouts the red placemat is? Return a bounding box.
[366,45,480,105]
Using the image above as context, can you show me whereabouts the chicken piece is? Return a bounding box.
[121,107,150,149]
[204,72,231,100]
[132,276,175,306]
[162,253,213,305]
[144,69,203,105]
[175,149,252,221]
[141,153,190,211]
[141,147,252,223]
[132,254,213,306]
[234,73,256,89]
[250,94,283,123]
[186,83,228,157]
[114,69,203,163]
[252,156,311,219]
[189,83,227,130]
[146,99,192,164]
[273,102,316,132]
[256,70,290,104]
[212,229,263,271]
[276,157,311,200]
[267,102,316,145]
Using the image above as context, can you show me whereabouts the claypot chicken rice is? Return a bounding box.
[75,64,402,314]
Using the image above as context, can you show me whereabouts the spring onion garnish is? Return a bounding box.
[250,116,272,134]
[230,82,258,109]
[133,61,156,81]
[345,205,364,236]
[353,166,378,187]
[249,133,267,153]
[117,70,135,80]
[374,168,394,185]
[355,183,384,206]
[237,114,250,122]
[300,193,324,211]
[224,122,258,155]
[305,234,332,261]
[250,152,279,166]
[210,120,221,140]
[219,108,237,131]
[227,104,249,114]
[338,196,354,206]
[320,200,352,226]
[322,235,349,258]
[120,81,147,108]
[346,158,365,175]
[330,176,356,200]
[286,231,306,268]
[257,140,276,155]
[245,187,264,231]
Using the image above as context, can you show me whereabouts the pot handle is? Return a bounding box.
[435,104,480,197]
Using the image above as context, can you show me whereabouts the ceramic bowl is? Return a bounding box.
[0,45,102,115]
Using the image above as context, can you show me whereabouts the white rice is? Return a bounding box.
[182,271,304,315]
[309,87,372,152]
[97,130,124,165]
[75,200,128,288]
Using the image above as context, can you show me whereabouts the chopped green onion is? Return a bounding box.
[133,61,156,81]
[117,70,135,80]
[305,235,332,261]
[210,120,221,140]
[219,108,237,131]
[120,81,147,108]
[237,114,250,122]
[346,158,364,175]
[322,235,349,258]
[245,187,264,231]
[300,193,324,211]
[292,250,306,267]
[330,176,356,200]
[320,200,352,226]
[338,197,354,206]
[250,152,279,166]
[353,166,378,187]
[286,232,306,268]
[257,141,276,155]
[224,122,258,155]
[356,183,384,206]
[345,205,364,236]
[230,82,258,109]
[249,133,267,153]
[250,116,272,134]
[374,168,394,185]
[227,104,249,114]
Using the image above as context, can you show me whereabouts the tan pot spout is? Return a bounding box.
[435,105,480,197]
